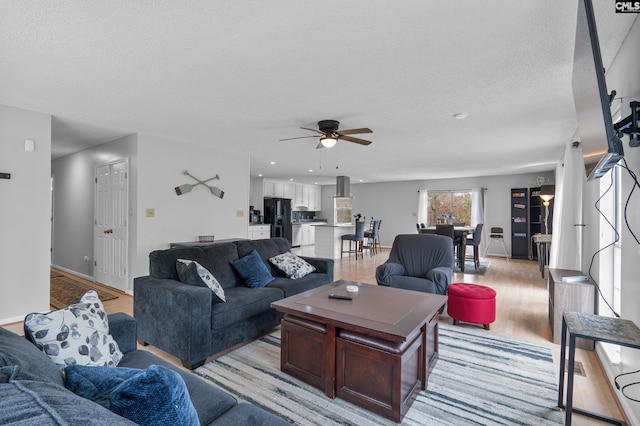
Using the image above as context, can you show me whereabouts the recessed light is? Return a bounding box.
[453,112,468,120]
[308,169,313,172]
[289,178,294,181]
[258,173,263,177]
[270,161,276,165]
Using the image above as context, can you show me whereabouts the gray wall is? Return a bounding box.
[0,105,51,322]
[52,134,138,278]
[319,171,555,253]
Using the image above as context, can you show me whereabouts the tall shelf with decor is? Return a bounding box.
[511,188,529,259]
[529,187,542,260]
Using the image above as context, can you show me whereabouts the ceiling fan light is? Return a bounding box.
[320,137,337,147]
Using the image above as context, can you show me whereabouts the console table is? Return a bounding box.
[557,312,640,425]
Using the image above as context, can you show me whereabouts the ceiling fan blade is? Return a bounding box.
[279,135,320,141]
[336,128,373,136]
[315,141,326,149]
[300,127,325,135]
[338,135,372,145]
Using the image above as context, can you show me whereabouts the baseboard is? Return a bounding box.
[51,264,95,282]
[0,314,28,326]
[596,343,639,425]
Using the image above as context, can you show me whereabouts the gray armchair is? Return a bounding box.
[375,234,454,295]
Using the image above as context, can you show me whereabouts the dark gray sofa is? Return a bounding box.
[0,313,288,425]
[375,233,454,295]
[134,238,334,369]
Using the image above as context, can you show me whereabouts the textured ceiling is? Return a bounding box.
[0,1,636,184]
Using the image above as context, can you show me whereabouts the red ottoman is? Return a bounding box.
[447,283,496,330]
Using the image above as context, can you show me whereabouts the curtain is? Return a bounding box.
[471,188,487,256]
[549,141,583,270]
[417,190,428,227]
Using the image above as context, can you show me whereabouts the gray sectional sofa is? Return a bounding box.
[134,238,334,369]
[0,313,288,425]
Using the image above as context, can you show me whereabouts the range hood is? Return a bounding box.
[334,176,351,198]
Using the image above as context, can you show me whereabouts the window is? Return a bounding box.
[427,191,472,226]
[597,164,622,365]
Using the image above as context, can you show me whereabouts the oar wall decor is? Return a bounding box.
[174,170,225,199]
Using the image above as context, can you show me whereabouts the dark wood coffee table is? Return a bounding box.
[271,280,447,422]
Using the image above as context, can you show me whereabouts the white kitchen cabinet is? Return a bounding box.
[283,182,295,200]
[263,180,284,198]
[301,224,315,245]
[249,224,271,240]
[308,185,321,211]
[292,224,302,246]
[294,184,309,209]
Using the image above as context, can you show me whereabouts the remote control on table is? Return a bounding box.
[328,294,352,300]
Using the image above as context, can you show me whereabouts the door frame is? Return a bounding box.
[93,158,129,291]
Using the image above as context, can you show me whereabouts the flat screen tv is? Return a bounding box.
[572,0,624,181]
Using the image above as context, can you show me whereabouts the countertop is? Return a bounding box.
[292,221,328,225]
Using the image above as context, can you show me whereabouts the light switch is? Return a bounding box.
[146,208,155,217]
[24,139,35,152]
[236,210,244,217]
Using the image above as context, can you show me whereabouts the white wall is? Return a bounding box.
[319,171,555,252]
[135,134,250,279]
[582,15,640,422]
[0,105,51,323]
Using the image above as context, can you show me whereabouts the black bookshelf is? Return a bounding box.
[529,187,542,260]
[511,188,529,259]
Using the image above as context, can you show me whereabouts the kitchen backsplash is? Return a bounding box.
[292,211,317,223]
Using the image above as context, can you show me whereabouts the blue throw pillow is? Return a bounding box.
[65,365,198,426]
[230,250,274,288]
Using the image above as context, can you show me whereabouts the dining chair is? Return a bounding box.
[465,223,484,270]
[365,220,381,254]
[487,227,510,260]
[364,217,375,238]
[341,221,366,260]
[435,224,463,268]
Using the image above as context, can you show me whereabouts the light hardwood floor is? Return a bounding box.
[3,248,627,425]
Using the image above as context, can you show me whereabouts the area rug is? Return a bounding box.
[50,276,118,309]
[195,324,562,425]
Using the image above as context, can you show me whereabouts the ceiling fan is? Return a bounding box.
[279,120,372,149]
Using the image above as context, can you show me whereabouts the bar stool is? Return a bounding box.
[341,221,366,259]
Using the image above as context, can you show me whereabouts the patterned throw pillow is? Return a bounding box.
[176,259,226,303]
[24,290,123,370]
[269,251,316,279]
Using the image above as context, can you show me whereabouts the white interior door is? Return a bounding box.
[94,160,128,291]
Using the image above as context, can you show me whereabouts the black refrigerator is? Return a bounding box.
[263,198,292,244]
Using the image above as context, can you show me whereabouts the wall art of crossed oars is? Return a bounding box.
[174,170,225,199]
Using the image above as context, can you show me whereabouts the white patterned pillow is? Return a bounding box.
[176,259,226,303]
[24,290,123,370]
[269,252,316,280]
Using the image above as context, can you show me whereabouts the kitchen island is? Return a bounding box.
[314,224,355,259]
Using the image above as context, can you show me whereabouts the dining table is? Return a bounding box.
[418,226,475,272]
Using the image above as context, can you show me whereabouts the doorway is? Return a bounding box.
[93,159,129,291]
